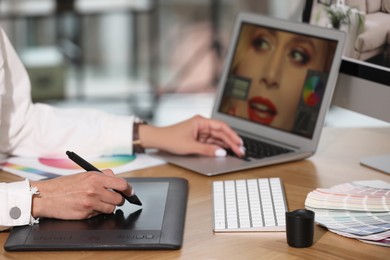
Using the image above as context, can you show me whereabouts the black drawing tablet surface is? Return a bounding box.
[4,177,188,251]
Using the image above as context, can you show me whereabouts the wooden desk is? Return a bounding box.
[1,127,389,259]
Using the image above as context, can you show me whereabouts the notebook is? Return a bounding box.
[152,12,346,176]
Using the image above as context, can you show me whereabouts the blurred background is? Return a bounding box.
[0,0,386,127]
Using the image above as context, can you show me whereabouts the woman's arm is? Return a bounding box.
[140,115,244,157]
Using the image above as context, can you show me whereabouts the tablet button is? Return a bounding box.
[136,235,144,239]
[146,234,154,239]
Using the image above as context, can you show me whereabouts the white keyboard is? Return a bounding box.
[212,178,287,232]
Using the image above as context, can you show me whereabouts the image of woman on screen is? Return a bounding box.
[219,24,337,131]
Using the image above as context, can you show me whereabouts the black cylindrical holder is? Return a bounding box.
[285,209,315,248]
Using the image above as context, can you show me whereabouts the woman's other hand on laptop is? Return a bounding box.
[139,115,245,157]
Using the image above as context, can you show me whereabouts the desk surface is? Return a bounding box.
[1,127,389,259]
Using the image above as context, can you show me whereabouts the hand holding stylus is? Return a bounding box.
[66,151,142,206]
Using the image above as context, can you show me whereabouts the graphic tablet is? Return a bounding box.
[4,177,188,251]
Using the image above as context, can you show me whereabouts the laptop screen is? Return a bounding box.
[218,22,338,138]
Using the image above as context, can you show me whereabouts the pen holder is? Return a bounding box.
[285,209,315,248]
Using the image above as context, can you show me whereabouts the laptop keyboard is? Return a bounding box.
[228,135,292,160]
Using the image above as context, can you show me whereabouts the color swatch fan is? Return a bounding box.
[305,180,390,247]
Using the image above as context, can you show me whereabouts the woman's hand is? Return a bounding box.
[30,169,132,220]
[140,115,245,157]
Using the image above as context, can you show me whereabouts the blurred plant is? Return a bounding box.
[325,4,363,30]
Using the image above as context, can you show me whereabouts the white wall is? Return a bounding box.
[268,0,306,21]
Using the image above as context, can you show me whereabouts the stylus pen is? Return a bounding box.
[66,151,142,206]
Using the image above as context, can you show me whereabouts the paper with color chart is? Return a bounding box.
[1,154,166,180]
[305,180,390,247]
[305,182,390,212]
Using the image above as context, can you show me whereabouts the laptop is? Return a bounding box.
[152,12,346,176]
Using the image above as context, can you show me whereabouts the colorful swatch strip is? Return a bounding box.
[1,162,61,179]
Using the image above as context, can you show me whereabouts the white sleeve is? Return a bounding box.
[0,25,135,158]
[0,179,34,231]
[9,104,135,157]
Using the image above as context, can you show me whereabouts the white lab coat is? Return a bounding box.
[0,25,135,230]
